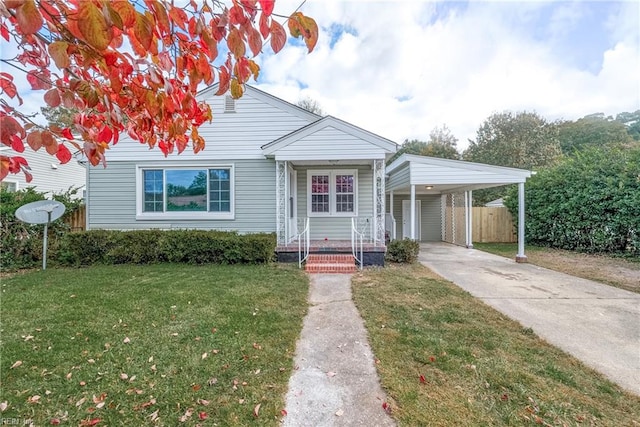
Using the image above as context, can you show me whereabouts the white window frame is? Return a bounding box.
[1,180,18,192]
[136,164,235,220]
[307,169,358,217]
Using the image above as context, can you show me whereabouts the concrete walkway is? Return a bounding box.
[283,274,395,427]
[418,242,640,395]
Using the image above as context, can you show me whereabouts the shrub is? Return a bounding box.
[386,238,420,263]
[0,187,83,271]
[505,145,640,257]
[60,230,276,266]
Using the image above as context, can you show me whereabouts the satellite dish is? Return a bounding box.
[15,200,66,270]
[15,200,66,224]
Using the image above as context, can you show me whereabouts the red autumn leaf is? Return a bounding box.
[280,409,287,416]
[0,115,26,146]
[288,12,318,53]
[501,393,509,401]
[382,402,391,413]
[227,28,246,58]
[15,0,43,35]
[134,12,154,53]
[77,1,111,51]
[269,20,286,53]
[419,374,426,384]
[26,70,52,90]
[429,356,436,362]
[79,418,101,427]
[247,26,262,57]
[10,135,24,152]
[258,0,275,16]
[0,22,9,41]
[26,131,42,151]
[56,143,72,164]
[50,419,60,425]
[198,411,208,420]
[259,12,270,39]
[192,384,201,392]
[61,128,74,140]
[44,89,61,107]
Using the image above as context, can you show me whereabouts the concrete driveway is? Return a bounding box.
[418,242,640,395]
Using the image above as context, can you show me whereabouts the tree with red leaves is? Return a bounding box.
[0,0,317,182]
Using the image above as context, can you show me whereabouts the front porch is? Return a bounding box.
[276,239,386,266]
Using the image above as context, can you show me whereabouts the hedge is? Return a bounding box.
[386,238,420,263]
[505,145,640,257]
[60,230,277,266]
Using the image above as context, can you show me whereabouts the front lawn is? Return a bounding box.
[353,264,640,426]
[0,264,308,426]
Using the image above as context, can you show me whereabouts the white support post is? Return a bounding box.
[373,161,377,245]
[464,191,470,248]
[516,182,527,263]
[275,160,287,246]
[410,184,416,240]
[468,190,473,248]
[389,190,395,240]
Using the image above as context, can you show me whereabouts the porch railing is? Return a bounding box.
[351,217,364,270]
[297,217,310,268]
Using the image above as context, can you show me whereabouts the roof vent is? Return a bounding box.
[224,95,236,113]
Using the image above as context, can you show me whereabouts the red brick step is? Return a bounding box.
[305,254,357,273]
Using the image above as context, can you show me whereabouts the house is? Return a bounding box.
[0,146,86,197]
[86,85,532,267]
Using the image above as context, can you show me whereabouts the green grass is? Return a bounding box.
[0,264,308,426]
[352,264,640,426]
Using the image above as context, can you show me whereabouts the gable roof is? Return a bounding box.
[261,115,398,157]
[197,84,322,122]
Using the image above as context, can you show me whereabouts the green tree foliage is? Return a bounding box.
[40,105,77,129]
[504,145,640,257]
[464,111,561,169]
[463,111,562,205]
[558,113,633,154]
[615,110,640,141]
[390,125,460,163]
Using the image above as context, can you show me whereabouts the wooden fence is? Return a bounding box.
[65,205,86,231]
[451,206,516,243]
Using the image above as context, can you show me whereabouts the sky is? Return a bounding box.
[254,0,640,151]
[1,0,638,154]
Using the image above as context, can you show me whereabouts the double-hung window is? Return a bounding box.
[307,170,357,217]
[138,166,234,219]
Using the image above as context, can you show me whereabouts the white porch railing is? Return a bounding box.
[351,217,366,270]
[297,217,310,268]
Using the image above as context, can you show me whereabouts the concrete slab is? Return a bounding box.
[283,274,395,427]
[419,242,640,396]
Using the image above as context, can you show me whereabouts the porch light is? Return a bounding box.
[425,185,433,190]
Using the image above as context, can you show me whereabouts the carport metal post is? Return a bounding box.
[410,184,416,240]
[516,182,528,263]
[465,190,473,248]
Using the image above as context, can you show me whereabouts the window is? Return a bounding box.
[307,170,357,216]
[1,181,18,192]
[138,166,233,219]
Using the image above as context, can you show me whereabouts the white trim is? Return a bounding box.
[306,169,358,217]
[135,164,235,220]
[0,180,19,192]
[387,153,533,178]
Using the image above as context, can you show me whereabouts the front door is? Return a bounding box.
[287,168,297,241]
[402,199,421,240]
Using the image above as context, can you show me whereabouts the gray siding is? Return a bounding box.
[387,164,410,191]
[388,194,441,241]
[88,159,276,232]
[296,165,374,240]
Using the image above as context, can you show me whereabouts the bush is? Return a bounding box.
[505,145,640,257]
[386,238,420,263]
[0,187,83,271]
[61,230,276,266]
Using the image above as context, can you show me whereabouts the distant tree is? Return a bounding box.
[463,111,561,205]
[464,111,561,169]
[615,110,640,141]
[40,106,76,129]
[389,125,460,163]
[558,113,633,153]
[296,97,324,116]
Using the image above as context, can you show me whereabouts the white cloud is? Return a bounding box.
[257,0,640,151]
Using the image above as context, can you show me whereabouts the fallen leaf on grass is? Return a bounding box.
[150,364,157,372]
[79,381,86,386]
[50,419,60,425]
[253,403,261,418]
[123,337,131,344]
[382,402,391,414]
[419,375,426,384]
[252,343,262,350]
[201,352,208,360]
[92,394,106,404]
[192,384,201,392]
[0,401,7,412]
[79,418,101,426]
[76,397,87,407]
[197,398,210,406]
[10,360,22,369]
[27,395,41,404]
[149,409,159,422]
[207,377,217,386]
[23,334,34,341]
[120,373,128,380]
[178,407,193,422]
[254,369,261,375]
[198,411,208,420]
[281,409,287,416]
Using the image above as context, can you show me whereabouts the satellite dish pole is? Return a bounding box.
[15,200,66,271]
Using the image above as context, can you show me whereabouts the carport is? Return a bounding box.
[385,154,533,262]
